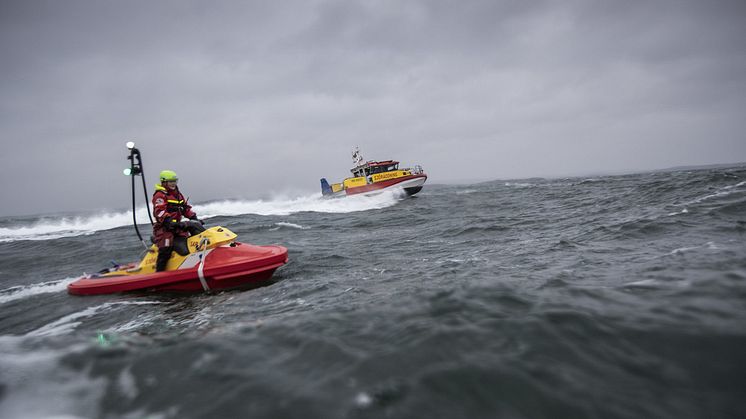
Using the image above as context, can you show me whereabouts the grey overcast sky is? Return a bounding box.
[1,0,745,216]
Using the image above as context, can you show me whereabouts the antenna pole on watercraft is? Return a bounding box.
[124,141,153,249]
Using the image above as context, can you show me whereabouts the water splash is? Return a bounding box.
[0,211,142,243]
[0,192,404,242]
[197,191,404,217]
[0,278,78,305]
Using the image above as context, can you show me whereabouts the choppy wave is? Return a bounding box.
[1,165,745,419]
[0,211,142,243]
[504,182,538,188]
[682,180,746,206]
[0,192,403,243]
[270,222,311,231]
[0,278,78,305]
[0,336,105,419]
[27,301,162,337]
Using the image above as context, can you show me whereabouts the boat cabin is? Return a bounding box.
[351,160,399,177]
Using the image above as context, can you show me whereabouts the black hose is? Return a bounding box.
[127,146,154,248]
[130,154,145,244]
[135,151,154,226]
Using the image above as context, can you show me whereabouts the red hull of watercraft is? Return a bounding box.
[345,174,427,195]
[68,243,288,296]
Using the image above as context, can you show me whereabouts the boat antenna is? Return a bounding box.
[123,141,154,249]
[352,146,364,166]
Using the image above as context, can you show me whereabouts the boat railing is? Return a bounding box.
[412,165,424,174]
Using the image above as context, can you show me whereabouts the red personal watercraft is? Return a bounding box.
[67,141,288,296]
[68,226,287,295]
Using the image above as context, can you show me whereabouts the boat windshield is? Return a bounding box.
[369,164,398,174]
[351,162,399,177]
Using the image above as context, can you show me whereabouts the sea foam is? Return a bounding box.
[0,278,78,305]
[0,192,403,243]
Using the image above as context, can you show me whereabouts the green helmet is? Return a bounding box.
[159,170,178,182]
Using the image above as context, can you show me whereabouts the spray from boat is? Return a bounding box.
[0,191,404,243]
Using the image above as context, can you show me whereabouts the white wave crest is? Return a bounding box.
[685,180,746,205]
[27,301,162,337]
[0,210,149,243]
[0,278,79,305]
[666,208,689,216]
[270,222,311,231]
[504,182,536,188]
[0,192,403,243]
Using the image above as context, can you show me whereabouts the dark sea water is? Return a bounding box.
[1,165,745,419]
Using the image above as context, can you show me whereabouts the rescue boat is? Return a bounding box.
[68,226,288,295]
[320,147,427,197]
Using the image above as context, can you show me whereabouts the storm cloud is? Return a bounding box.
[1,0,745,215]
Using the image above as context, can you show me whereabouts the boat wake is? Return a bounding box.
[197,191,405,217]
[0,191,405,243]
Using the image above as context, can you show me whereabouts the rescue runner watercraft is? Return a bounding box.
[67,142,288,296]
[320,147,427,197]
[67,226,287,295]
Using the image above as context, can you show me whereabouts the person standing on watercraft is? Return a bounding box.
[152,170,204,272]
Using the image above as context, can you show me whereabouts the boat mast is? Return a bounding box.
[352,146,364,167]
[351,146,366,177]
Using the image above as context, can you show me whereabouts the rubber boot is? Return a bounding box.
[156,247,173,272]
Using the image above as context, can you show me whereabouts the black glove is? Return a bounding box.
[163,217,176,231]
[189,216,205,225]
[184,219,207,234]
